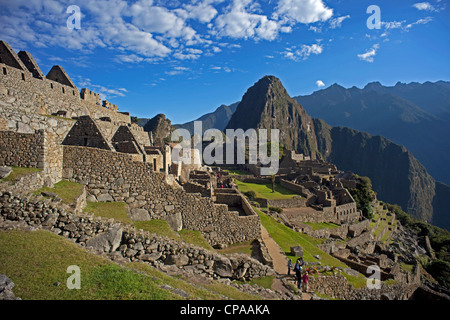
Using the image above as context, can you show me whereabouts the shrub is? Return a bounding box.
[244,190,257,201]
[269,206,283,213]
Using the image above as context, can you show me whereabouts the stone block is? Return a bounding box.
[290,246,303,257]
[0,166,12,179]
[165,212,182,231]
[97,193,114,202]
[85,225,123,253]
[165,254,189,266]
[130,208,150,221]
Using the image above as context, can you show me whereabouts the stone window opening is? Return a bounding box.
[62,87,65,94]
[21,73,25,81]
[2,67,6,75]
[50,83,53,89]
[83,137,88,146]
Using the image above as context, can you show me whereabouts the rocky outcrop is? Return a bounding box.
[0,274,20,300]
[143,113,172,147]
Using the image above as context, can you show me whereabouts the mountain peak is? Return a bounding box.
[364,81,384,91]
[226,76,320,158]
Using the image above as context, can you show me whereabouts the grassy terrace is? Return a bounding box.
[0,166,42,183]
[234,179,299,200]
[304,222,340,231]
[0,230,259,300]
[36,180,85,204]
[253,206,368,288]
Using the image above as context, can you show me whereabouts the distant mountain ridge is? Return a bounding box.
[295,81,450,186]
[173,102,239,134]
[144,77,450,230]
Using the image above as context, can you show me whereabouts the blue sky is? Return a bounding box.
[1,0,449,124]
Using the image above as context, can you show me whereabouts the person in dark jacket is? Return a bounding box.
[294,259,302,289]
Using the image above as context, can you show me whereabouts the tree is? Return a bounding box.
[349,175,376,219]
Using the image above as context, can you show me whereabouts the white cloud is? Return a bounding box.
[316,80,325,88]
[413,2,437,11]
[129,1,197,41]
[382,20,406,30]
[165,66,190,75]
[329,15,350,29]
[213,0,282,41]
[275,0,333,24]
[283,43,323,61]
[406,16,433,29]
[0,0,338,63]
[182,0,222,23]
[357,44,379,63]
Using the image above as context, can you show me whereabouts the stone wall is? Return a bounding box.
[0,171,44,196]
[280,179,309,197]
[308,274,417,300]
[0,130,44,169]
[257,197,307,209]
[62,145,261,245]
[0,62,130,124]
[0,190,274,281]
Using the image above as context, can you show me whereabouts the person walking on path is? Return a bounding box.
[288,259,292,275]
[294,259,302,290]
[302,271,309,293]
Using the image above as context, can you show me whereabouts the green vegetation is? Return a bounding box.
[178,230,214,250]
[268,206,283,213]
[83,201,131,224]
[82,204,216,250]
[236,276,275,290]
[254,206,345,266]
[216,241,254,256]
[43,114,76,122]
[129,262,260,300]
[254,207,371,288]
[304,222,340,231]
[224,168,249,176]
[244,190,257,201]
[133,220,180,240]
[0,166,42,183]
[0,230,177,300]
[0,229,262,300]
[385,203,450,287]
[235,180,299,200]
[36,180,84,204]
[349,175,376,219]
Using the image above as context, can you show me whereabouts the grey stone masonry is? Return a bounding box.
[62,145,261,246]
[0,190,274,281]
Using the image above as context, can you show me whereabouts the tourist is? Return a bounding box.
[288,259,292,275]
[294,260,302,290]
[302,271,309,293]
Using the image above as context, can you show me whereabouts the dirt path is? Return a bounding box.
[260,225,312,300]
[261,225,286,274]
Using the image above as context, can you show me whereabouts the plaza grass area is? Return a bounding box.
[234,180,299,200]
